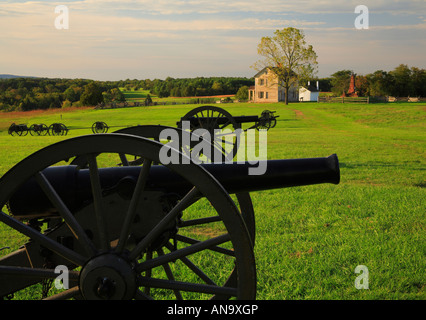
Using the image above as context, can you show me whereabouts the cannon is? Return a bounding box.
[177,106,279,161]
[0,132,339,300]
[29,124,48,136]
[48,123,68,136]
[92,121,109,134]
[8,123,29,136]
[256,110,278,130]
[177,106,279,132]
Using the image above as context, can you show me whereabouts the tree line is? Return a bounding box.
[120,77,254,98]
[320,64,426,97]
[0,78,125,112]
[0,64,424,112]
[0,77,254,112]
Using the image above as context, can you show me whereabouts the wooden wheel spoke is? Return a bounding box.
[86,154,110,251]
[43,286,80,300]
[35,171,97,257]
[0,211,86,266]
[136,233,231,273]
[134,289,153,300]
[116,158,152,253]
[179,215,222,228]
[175,234,234,256]
[137,276,237,296]
[118,153,130,166]
[164,242,217,286]
[0,265,79,280]
[157,248,183,300]
[143,250,153,296]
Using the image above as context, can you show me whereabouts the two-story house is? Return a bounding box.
[248,67,299,103]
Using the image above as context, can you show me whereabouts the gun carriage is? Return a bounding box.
[91,121,109,134]
[48,123,69,136]
[8,123,29,136]
[177,106,279,161]
[177,106,279,132]
[29,124,49,136]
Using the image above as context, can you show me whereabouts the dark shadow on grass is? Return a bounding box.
[340,162,425,170]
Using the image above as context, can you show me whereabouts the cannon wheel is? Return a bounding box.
[0,134,256,300]
[29,125,37,136]
[48,123,60,136]
[92,121,109,134]
[9,124,29,136]
[262,110,277,128]
[70,125,256,298]
[178,106,242,162]
[19,128,29,136]
[48,123,68,136]
[256,110,276,131]
[30,124,48,136]
[256,118,271,131]
[8,123,17,136]
[18,125,29,136]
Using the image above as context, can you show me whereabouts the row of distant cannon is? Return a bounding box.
[8,121,109,136]
[8,109,279,137]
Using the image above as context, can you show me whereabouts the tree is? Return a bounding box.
[330,70,352,96]
[355,75,369,97]
[211,81,223,95]
[64,86,81,102]
[252,27,318,105]
[366,70,393,96]
[182,85,195,97]
[170,87,182,97]
[410,67,426,97]
[80,82,104,106]
[110,88,125,102]
[235,86,249,101]
[145,94,152,106]
[390,64,413,96]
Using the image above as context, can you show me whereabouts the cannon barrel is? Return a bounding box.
[8,155,339,218]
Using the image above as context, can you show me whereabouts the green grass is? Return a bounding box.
[122,88,152,101]
[121,88,232,103]
[0,101,425,300]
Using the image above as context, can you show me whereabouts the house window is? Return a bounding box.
[259,79,264,86]
[259,92,264,99]
[266,92,269,99]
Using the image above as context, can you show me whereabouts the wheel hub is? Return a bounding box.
[79,254,136,300]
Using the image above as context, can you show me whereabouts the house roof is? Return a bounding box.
[253,67,297,79]
[301,84,320,92]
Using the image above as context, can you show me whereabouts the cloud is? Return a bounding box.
[0,0,424,80]
[64,0,426,16]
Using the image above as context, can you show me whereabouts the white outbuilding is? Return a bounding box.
[299,81,320,102]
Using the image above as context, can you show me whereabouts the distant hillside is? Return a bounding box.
[0,74,36,79]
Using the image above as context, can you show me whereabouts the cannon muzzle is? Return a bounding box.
[8,155,339,218]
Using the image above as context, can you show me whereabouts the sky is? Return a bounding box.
[0,0,425,81]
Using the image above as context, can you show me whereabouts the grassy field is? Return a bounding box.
[122,88,235,104]
[0,101,424,300]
